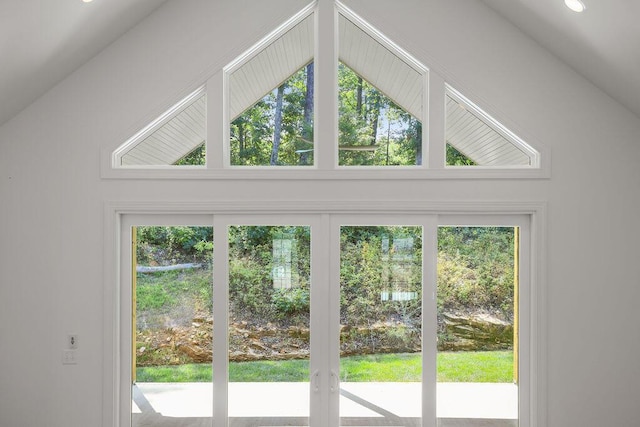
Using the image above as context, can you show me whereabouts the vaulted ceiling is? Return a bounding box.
[1,0,638,128]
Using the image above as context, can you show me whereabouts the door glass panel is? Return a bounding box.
[339,226,423,426]
[228,226,311,426]
[131,226,214,426]
[437,226,518,426]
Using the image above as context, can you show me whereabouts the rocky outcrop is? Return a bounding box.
[137,311,514,366]
[439,312,513,351]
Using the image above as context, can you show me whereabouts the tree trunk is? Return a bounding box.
[300,63,314,165]
[238,122,245,155]
[415,121,422,165]
[270,84,286,165]
[370,96,380,145]
[356,76,363,118]
[303,63,314,129]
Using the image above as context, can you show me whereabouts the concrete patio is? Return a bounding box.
[132,382,518,426]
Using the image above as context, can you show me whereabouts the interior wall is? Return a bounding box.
[0,0,639,426]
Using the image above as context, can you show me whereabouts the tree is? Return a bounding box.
[270,83,286,165]
[337,63,420,166]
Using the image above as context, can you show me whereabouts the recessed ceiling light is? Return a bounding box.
[82,0,93,3]
[564,0,586,13]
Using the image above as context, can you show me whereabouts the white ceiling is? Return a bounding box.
[0,0,168,127]
[1,0,638,128]
[480,0,640,119]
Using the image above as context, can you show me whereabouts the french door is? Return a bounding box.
[120,213,529,427]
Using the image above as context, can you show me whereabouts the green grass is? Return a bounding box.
[437,351,513,382]
[136,269,212,312]
[230,359,310,382]
[136,351,513,383]
[340,353,421,382]
[136,363,213,382]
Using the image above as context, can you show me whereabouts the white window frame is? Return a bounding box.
[102,200,547,427]
[101,0,549,180]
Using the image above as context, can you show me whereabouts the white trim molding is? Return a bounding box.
[102,199,547,427]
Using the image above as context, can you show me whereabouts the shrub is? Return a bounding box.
[272,287,310,318]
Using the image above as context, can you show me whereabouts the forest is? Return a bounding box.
[175,62,475,166]
[134,225,515,368]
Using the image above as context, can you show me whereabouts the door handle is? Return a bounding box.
[330,370,339,393]
[311,369,320,393]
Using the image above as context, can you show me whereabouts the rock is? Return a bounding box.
[440,312,513,351]
[178,344,211,363]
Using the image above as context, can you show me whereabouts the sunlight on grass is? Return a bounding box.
[437,351,513,382]
[137,351,513,383]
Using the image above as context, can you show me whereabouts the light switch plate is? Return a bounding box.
[62,350,77,365]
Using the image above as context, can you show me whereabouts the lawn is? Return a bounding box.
[136,351,514,383]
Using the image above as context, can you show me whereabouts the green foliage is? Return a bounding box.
[136,226,213,265]
[230,66,313,166]
[340,226,422,328]
[437,227,515,317]
[229,62,423,167]
[228,255,274,317]
[446,143,476,166]
[338,63,421,166]
[272,287,310,318]
[173,143,206,165]
[228,226,311,321]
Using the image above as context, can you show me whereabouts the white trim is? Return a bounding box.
[428,72,446,170]
[102,199,546,427]
[316,0,337,170]
[335,1,427,75]
[212,215,228,426]
[112,86,206,168]
[101,167,549,180]
[445,85,540,168]
[222,2,317,75]
[423,215,439,426]
[208,71,224,169]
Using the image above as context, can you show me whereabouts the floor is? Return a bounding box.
[132,382,518,427]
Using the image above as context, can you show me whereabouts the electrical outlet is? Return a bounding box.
[62,350,77,365]
[68,334,78,349]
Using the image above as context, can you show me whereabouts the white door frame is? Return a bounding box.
[103,200,546,427]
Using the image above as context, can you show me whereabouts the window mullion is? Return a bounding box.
[212,215,229,425]
[208,71,224,169]
[428,72,446,169]
[315,0,338,170]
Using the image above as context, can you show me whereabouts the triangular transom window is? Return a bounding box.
[337,9,425,166]
[445,86,537,167]
[227,10,314,166]
[115,87,206,167]
[109,1,544,177]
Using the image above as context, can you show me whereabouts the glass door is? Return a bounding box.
[435,216,529,427]
[214,215,324,427]
[331,216,437,427]
[120,213,530,427]
[121,215,214,427]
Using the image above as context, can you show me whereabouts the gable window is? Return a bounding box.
[107,0,547,178]
[114,87,206,167]
[227,11,315,166]
[337,11,425,167]
[445,86,538,168]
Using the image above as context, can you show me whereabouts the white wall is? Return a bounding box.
[1,0,639,426]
